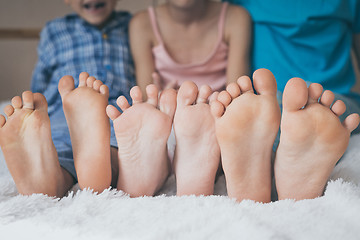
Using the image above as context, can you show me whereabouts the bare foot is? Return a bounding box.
[275,77,360,200]
[0,92,73,197]
[106,85,176,197]
[173,81,220,196]
[210,69,281,202]
[59,73,111,192]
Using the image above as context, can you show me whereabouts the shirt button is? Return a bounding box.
[105,65,112,71]
[102,33,108,39]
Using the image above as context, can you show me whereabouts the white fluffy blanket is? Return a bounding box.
[0,101,360,240]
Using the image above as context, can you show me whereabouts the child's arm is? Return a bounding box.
[129,11,157,99]
[224,5,252,84]
[31,25,56,95]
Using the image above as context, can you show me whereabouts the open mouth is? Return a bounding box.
[83,2,106,10]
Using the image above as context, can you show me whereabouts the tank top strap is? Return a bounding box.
[217,2,229,44]
[148,6,164,45]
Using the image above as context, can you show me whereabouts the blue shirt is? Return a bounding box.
[225,0,360,95]
[31,11,135,116]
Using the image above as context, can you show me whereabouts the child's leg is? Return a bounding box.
[0,92,73,197]
[210,69,281,203]
[59,73,112,192]
[106,85,176,197]
[173,81,221,196]
[275,78,360,200]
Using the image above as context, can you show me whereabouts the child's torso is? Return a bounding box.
[149,2,229,91]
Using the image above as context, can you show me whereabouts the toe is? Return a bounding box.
[226,82,241,98]
[130,86,143,104]
[308,83,323,104]
[342,113,360,132]
[4,105,14,117]
[0,115,5,128]
[237,76,253,94]
[197,85,212,104]
[11,96,22,109]
[177,81,198,107]
[146,84,159,107]
[79,72,89,87]
[252,69,277,96]
[283,77,308,112]
[33,93,48,112]
[209,92,219,104]
[116,96,131,112]
[320,90,335,108]
[331,100,346,117]
[159,88,177,119]
[86,76,96,87]
[100,84,109,97]
[210,100,225,118]
[22,91,34,110]
[58,75,75,98]
[106,105,121,121]
[93,80,103,92]
[217,90,232,107]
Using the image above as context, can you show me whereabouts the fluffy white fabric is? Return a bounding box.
[0,101,360,240]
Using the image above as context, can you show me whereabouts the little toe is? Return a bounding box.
[308,83,323,104]
[58,75,75,98]
[331,100,346,117]
[0,115,5,128]
[217,90,232,107]
[130,86,143,104]
[177,81,198,107]
[11,96,22,109]
[282,77,308,112]
[116,96,131,112]
[33,93,48,112]
[79,72,89,87]
[237,76,253,94]
[22,91,34,110]
[197,85,212,104]
[342,113,360,132]
[146,84,159,107]
[4,105,14,117]
[159,88,177,119]
[210,100,225,118]
[226,82,241,98]
[320,90,335,108]
[93,80,103,92]
[252,68,277,96]
[106,105,121,121]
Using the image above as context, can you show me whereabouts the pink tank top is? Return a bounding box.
[148,3,229,91]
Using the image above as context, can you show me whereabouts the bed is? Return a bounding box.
[0,100,360,240]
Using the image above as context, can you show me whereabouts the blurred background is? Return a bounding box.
[0,0,359,101]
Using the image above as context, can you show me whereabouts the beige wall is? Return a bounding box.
[0,0,153,101]
[0,0,359,101]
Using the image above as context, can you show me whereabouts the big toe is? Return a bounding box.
[177,81,198,107]
[283,77,308,112]
[159,88,177,119]
[58,75,75,98]
[33,93,48,112]
[252,68,277,96]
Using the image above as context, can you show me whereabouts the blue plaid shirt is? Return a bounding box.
[31,11,135,116]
